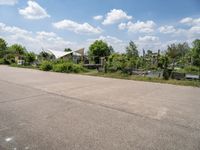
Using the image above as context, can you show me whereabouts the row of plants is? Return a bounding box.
[0,37,200,86]
[88,40,200,79]
[39,60,87,73]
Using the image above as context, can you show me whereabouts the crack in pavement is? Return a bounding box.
[0,93,48,104]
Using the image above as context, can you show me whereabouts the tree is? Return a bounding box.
[166,43,180,70]
[0,38,7,51]
[8,44,27,56]
[38,51,55,61]
[126,41,139,59]
[88,40,111,64]
[177,42,190,57]
[125,41,139,69]
[25,52,36,64]
[107,53,128,71]
[109,46,114,54]
[166,42,190,68]
[0,38,7,58]
[64,48,72,52]
[192,39,200,75]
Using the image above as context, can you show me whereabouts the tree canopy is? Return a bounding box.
[0,38,7,51]
[192,39,200,67]
[88,40,111,64]
[8,44,27,56]
[126,41,139,59]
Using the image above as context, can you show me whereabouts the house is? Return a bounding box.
[15,56,25,65]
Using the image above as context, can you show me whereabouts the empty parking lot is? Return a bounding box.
[0,65,200,150]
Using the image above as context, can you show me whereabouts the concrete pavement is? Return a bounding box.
[0,65,200,150]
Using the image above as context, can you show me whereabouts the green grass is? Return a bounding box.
[7,64,200,87]
[10,64,38,69]
[82,71,200,87]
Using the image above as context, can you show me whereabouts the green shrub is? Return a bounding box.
[40,61,53,71]
[184,66,199,74]
[53,62,86,73]
[0,58,4,64]
[3,54,15,64]
[163,69,170,80]
[53,63,71,73]
[72,64,86,73]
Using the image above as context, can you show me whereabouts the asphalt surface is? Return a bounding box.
[0,65,200,150]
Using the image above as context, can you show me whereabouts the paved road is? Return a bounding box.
[0,65,200,150]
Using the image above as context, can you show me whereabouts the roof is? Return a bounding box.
[46,49,72,59]
[44,49,84,59]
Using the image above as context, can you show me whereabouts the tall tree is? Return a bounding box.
[167,42,190,68]
[177,42,190,57]
[38,51,55,61]
[88,40,111,64]
[109,46,114,54]
[25,52,36,64]
[125,41,139,69]
[0,38,7,58]
[192,39,200,75]
[8,44,27,56]
[126,41,139,59]
[166,43,180,70]
[0,38,7,51]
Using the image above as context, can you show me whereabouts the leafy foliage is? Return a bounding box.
[64,48,72,52]
[25,52,36,64]
[0,38,7,51]
[126,41,139,59]
[53,62,86,73]
[192,39,200,67]
[38,51,55,61]
[8,44,27,55]
[40,61,53,71]
[88,40,111,64]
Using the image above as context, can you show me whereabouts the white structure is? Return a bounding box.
[44,48,84,63]
[46,49,82,59]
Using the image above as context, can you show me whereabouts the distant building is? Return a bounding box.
[44,48,84,63]
[15,56,25,65]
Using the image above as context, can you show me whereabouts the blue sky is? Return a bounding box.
[0,0,200,53]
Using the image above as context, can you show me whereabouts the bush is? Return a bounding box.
[3,54,15,64]
[53,62,86,73]
[0,58,4,64]
[163,69,170,80]
[40,61,53,71]
[184,66,199,74]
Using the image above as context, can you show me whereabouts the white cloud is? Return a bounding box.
[87,35,127,52]
[88,35,123,44]
[102,9,132,25]
[180,17,200,26]
[0,23,31,35]
[0,23,76,53]
[174,17,200,39]
[119,20,156,33]
[138,36,159,42]
[93,15,103,21]
[159,25,176,34]
[0,0,17,5]
[53,19,102,34]
[19,1,50,20]
[136,36,161,51]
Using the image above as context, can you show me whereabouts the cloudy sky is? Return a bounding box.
[0,0,200,53]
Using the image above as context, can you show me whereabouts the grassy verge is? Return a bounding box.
[82,71,200,87]
[10,64,39,69]
[5,64,200,87]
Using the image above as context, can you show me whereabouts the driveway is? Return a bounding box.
[0,65,200,150]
